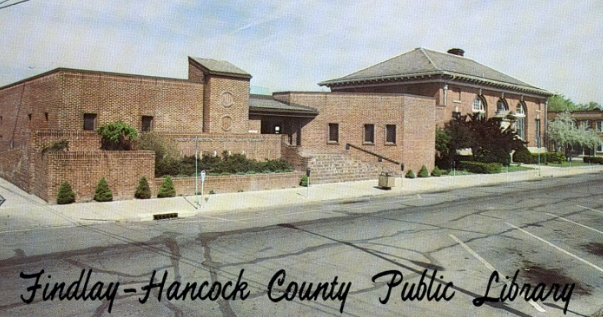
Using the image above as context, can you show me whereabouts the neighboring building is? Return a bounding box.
[547,110,603,155]
[0,48,550,203]
[319,48,553,152]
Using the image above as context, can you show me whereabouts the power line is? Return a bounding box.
[0,0,31,10]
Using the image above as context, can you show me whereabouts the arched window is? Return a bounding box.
[496,99,508,114]
[515,103,526,140]
[472,96,486,119]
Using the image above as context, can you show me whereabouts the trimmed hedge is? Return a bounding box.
[94,177,113,202]
[583,156,603,164]
[513,151,565,164]
[431,166,442,177]
[157,176,176,198]
[135,176,152,199]
[405,169,416,179]
[459,161,502,174]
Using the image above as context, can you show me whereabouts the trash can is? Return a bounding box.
[378,172,395,189]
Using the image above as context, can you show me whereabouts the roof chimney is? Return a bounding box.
[447,48,465,56]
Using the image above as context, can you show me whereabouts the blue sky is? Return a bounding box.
[1,0,602,103]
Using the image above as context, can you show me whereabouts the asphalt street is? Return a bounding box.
[1,173,603,316]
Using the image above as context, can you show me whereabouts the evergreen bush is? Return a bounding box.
[134,176,151,199]
[300,174,308,186]
[431,166,442,177]
[513,146,533,164]
[405,170,415,179]
[94,177,113,202]
[56,181,75,204]
[460,161,502,174]
[418,165,429,178]
[157,176,176,198]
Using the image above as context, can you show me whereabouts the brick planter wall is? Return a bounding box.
[155,171,304,196]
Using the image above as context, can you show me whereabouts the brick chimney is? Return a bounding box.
[447,48,465,56]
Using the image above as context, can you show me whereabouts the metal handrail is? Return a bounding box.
[345,143,404,169]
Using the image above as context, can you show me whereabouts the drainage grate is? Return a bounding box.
[153,212,178,220]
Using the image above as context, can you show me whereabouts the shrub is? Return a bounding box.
[431,166,442,177]
[56,181,75,204]
[405,169,415,179]
[300,174,308,186]
[584,156,603,164]
[134,176,151,199]
[42,139,69,154]
[97,121,138,150]
[460,161,502,174]
[157,176,176,198]
[418,165,429,178]
[513,146,533,164]
[94,177,113,202]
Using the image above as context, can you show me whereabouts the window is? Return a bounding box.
[598,121,603,132]
[364,124,375,144]
[141,116,153,132]
[83,113,97,131]
[472,97,486,119]
[515,103,526,140]
[385,125,396,144]
[328,123,339,143]
[496,99,508,114]
[44,112,49,121]
[28,114,32,121]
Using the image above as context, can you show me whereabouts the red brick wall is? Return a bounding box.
[155,171,303,196]
[59,70,205,133]
[39,151,155,203]
[203,76,250,134]
[163,133,282,160]
[273,92,435,173]
[0,147,30,191]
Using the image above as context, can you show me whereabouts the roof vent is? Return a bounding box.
[447,48,465,56]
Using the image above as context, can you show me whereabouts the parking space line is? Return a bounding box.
[544,212,603,235]
[506,222,603,273]
[449,234,546,313]
[577,205,603,215]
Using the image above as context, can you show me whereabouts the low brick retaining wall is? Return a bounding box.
[155,171,304,196]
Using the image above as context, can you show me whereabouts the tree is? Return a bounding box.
[547,95,577,112]
[94,177,113,202]
[135,176,152,199]
[157,176,176,198]
[56,181,75,204]
[437,114,526,166]
[548,111,602,158]
[97,121,138,150]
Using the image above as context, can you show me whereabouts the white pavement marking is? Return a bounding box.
[545,212,603,235]
[506,222,603,274]
[577,205,603,215]
[449,234,546,313]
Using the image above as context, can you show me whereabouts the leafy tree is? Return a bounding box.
[157,176,176,198]
[547,95,577,112]
[56,181,75,204]
[548,111,601,158]
[135,176,152,199]
[437,114,525,167]
[94,177,113,202]
[97,121,138,150]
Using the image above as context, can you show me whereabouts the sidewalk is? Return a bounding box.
[1,164,603,232]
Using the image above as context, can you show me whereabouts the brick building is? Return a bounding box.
[547,110,603,155]
[0,48,550,202]
[319,48,553,152]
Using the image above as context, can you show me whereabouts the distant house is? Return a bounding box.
[547,110,603,155]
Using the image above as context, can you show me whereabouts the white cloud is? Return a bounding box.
[1,0,602,103]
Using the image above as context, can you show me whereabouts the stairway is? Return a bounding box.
[305,153,381,184]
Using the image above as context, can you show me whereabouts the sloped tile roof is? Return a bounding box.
[249,94,318,117]
[189,57,252,79]
[319,48,552,96]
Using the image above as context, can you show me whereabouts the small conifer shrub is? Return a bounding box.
[431,166,442,177]
[57,181,75,204]
[157,176,176,198]
[135,176,151,199]
[418,165,429,178]
[94,177,113,202]
[405,169,415,179]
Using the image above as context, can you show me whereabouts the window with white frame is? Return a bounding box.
[515,103,526,140]
[472,97,485,119]
[598,121,603,132]
[496,99,508,114]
